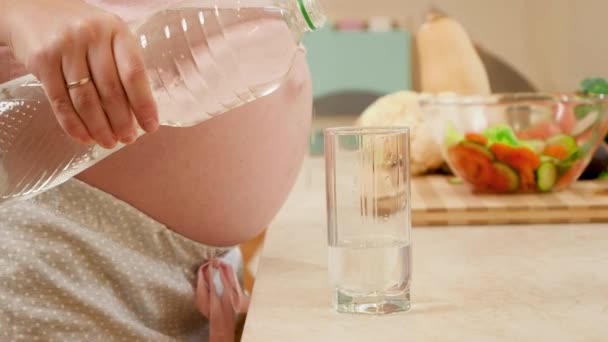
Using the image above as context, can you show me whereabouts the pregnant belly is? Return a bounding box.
[77,53,312,246]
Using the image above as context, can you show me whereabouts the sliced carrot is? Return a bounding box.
[508,152,540,170]
[465,132,488,146]
[513,147,541,169]
[490,143,541,169]
[543,144,569,160]
[489,143,512,162]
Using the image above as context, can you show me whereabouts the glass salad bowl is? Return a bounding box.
[421,93,608,193]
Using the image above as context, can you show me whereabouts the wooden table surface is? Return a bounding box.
[241,157,608,342]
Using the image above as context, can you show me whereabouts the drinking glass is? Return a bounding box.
[324,126,412,314]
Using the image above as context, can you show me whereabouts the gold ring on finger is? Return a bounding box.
[66,77,91,90]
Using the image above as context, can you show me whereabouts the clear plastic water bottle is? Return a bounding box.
[0,0,326,205]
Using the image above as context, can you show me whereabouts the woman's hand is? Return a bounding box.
[2,0,159,147]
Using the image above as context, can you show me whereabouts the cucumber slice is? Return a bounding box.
[448,177,464,185]
[459,141,495,160]
[537,162,557,192]
[493,162,519,192]
[545,134,578,156]
[521,139,546,154]
[540,155,558,164]
[542,155,575,176]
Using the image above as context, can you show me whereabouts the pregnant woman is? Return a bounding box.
[0,0,312,340]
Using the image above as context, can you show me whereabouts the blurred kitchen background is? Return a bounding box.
[304,0,608,146]
[241,0,608,293]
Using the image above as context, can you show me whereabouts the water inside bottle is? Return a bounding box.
[137,6,299,126]
[0,83,108,202]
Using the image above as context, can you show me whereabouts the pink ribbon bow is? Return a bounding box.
[195,259,250,342]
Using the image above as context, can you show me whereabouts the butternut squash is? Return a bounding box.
[416,10,491,95]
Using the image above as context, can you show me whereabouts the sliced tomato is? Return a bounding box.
[517,166,536,191]
[447,143,495,188]
[516,122,561,141]
[557,102,577,134]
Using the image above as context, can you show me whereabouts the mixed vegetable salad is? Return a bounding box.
[441,78,607,192]
[445,123,596,193]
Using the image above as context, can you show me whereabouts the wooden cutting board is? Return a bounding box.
[412,176,608,225]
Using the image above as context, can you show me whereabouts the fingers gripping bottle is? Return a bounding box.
[0,0,326,205]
